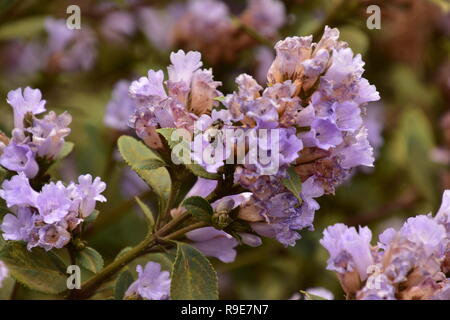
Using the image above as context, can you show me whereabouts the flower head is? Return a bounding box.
[125,262,171,300]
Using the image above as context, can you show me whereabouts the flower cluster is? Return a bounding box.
[2,18,96,76]
[128,26,379,248]
[0,87,71,178]
[0,172,106,251]
[128,50,222,147]
[124,262,171,300]
[141,0,286,64]
[0,87,106,251]
[321,190,450,300]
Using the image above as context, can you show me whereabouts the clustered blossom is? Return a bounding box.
[0,172,106,251]
[321,190,450,300]
[124,262,171,300]
[104,80,137,132]
[0,87,71,178]
[128,26,379,249]
[222,26,379,246]
[2,18,96,76]
[141,0,286,64]
[128,50,222,148]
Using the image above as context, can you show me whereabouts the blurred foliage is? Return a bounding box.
[0,0,449,300]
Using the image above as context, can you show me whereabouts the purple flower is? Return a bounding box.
[0,172,38,207]
[101,11,136,43]
[44,18,97,72]
[167,50,202,85]
[28,111,72,159]
[120,168,149,199]
[37,224,71,250]
[1,207,35,241]
[104,80,137,131]
[186,227,238,263]
[36,181,72,224]
[129,70,167,105]
[179,0,231,42]
[72,174,107,218]
[320,223,374,281]
[125,262,171,300]
[138,5,181,50]
[0,142,39,178]
[242,0,286,38]
[300,118,343,150]
[6,87,46,129]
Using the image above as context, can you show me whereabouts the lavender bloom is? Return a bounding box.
[138,6,181,50]
[0,172,38,208]
[1,207,35,241]
[321,190,450,300]
[320,224,374,281]
[0,142,39,178]
[179,0,231,42]
[186,227,239,263]
[241,0,286,38]
[125,262,171,300]
[101,11,136,43]
[306,287,334,300]
[120,168,149,199]
[6,87,46,129]
[72,174,107,218]
[104,80,137,131]
[36,181,72,224]
[255,47,275,84]
[129,50,222,139]
[0,174,106,251]
[130,26,379,249]
[37,224,71,251]
[28,111,72,159]
[44,18,97,72]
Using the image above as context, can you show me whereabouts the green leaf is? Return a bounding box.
[156,128,180,149]
[171,242,218,300]
[114,269,134,300]
[213,96,226,102]
[114,247,132,261]
[338,26,369,55]
[56,142,75,160]
[156,128,219,180]
[0,277,15,299]
[84,209,99,225]
[75,247,104,274]
[390,108,437,203]
[0,166,7,184]
[182,196,214,223]
[117,135,171,212]
[136,158,167,170]
[135,196,155,232]
[300,290,327,300]
[281,167,303,204]
[0,16,46,40]
[186,164,220,180]
[0,242,68,294]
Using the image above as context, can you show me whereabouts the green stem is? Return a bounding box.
[67,212,191,300]
[162,221,208,241]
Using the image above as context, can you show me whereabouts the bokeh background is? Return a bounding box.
[0,0,449,299]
